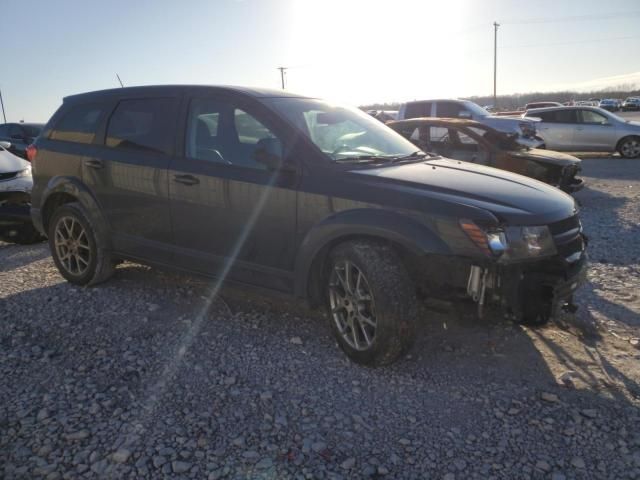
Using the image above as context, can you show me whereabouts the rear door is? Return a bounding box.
[574,109,617,151]
[532,110,578,150]
[87,97,180,262]
[168,93,298,292]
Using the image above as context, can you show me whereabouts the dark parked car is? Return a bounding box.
[31,85,588,366]
[0,122,44,159]
[388,118,583,193]
[622,97,640,111]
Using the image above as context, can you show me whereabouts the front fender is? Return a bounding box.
[293,208,451,299]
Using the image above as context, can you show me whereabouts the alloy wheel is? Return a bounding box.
[54,216,92,276]
[621,139,640,158]
[329,260,377,351]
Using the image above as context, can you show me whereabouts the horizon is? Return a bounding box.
[2,0,640,122]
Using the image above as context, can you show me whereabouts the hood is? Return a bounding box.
[481,115,534,133]
[0,149,30,173]
[351,158,576,225]
[512,148,581,167]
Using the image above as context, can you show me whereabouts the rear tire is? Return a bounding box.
[618,136,640,159]
[48,202,115,286]
[326,240,417,366]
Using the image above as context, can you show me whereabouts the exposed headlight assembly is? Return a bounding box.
[460,220,556,260]
[502,225,556,260]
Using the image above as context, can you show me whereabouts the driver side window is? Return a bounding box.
[186,98,282,170]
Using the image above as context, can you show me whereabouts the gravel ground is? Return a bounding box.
[1,159,639,479]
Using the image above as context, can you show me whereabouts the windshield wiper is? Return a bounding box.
[334,155,394,164]
[390,151,429,163]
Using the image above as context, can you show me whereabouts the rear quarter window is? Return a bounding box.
[50,104,106,144]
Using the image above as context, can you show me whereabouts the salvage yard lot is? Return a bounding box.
[1,159,640,479]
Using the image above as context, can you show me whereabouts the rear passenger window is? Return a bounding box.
[536,110,576,123]
[50,104,105,144]
[106,98,178,154]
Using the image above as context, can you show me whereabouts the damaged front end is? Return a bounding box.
[464,215,588,324]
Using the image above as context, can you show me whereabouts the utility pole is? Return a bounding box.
[0,88,6,123]
[116,74,124,88]
[277,67,287,89]
[493,21,499,108]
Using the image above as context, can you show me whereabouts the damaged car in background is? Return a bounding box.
[388,118,584,193]
[396,98,543,149]
[0,141,42,243]
[31,85,587,366]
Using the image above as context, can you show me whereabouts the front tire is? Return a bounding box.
[326,241,417,366]
[618,136,640,159]
[48,202,115,286]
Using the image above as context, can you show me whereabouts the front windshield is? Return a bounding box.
[263,98,421,161]
[462,101,491,118]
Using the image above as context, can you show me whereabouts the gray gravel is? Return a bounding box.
[1,158,640,479]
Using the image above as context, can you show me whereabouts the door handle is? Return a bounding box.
[83,159,103,169]
[576,127,584,131]
[173,174,200,186]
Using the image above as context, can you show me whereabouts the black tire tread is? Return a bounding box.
[328,240,418,366]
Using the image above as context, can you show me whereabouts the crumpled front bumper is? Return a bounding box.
[496,253,588,321]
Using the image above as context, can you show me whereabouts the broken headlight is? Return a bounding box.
[460,221,556,260]
[502,225,556,260]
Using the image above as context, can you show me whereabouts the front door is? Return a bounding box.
[168,94,298,292]
[574,109,617,151]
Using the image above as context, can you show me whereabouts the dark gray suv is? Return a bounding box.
[31,85,588,366]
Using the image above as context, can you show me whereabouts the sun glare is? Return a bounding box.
[287,0,468,104]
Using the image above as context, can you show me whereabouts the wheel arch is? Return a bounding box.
[294,209,452,308]
[40,177,111,248]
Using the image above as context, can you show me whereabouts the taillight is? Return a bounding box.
[26,144,37,163]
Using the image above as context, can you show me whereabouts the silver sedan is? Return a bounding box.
[523,106,640,158]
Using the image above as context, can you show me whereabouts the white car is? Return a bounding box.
[0,141,42,243]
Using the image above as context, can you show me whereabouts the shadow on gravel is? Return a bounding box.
[0,242,50,272]
[2,261,639,478]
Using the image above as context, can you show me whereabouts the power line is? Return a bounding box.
[502,10,640,25]
[501,34,640,50]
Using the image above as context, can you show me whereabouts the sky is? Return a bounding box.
[2,0,640,122]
